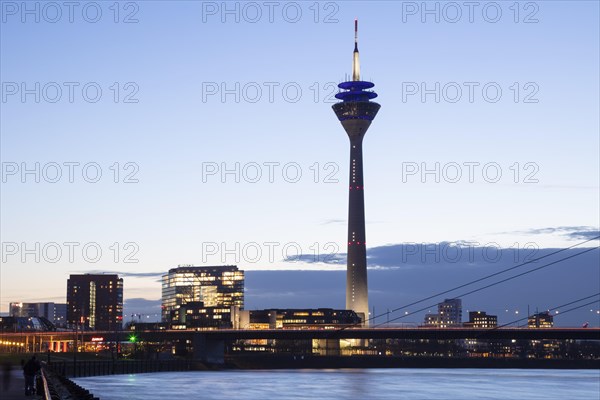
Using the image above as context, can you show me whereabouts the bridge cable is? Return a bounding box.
[494,292,600,329]
[368,246,599,328]
[472,293,600,340]
[352,235,599,329]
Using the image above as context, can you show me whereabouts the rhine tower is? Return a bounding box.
[332,20,381,326]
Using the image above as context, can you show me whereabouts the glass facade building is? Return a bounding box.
[161,265,244,322]
[9,302,67,328]
[170,301,234,329]
[237,308,361,330]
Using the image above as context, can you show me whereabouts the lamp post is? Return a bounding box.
[72,320,77,377]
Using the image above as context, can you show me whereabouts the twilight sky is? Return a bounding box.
[1,1,598,325]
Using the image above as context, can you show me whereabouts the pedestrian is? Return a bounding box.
[22,355,41,395]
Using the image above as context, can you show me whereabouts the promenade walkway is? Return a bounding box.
[1,368,39,399]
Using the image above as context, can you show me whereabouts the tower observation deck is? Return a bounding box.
[332,20,381,326]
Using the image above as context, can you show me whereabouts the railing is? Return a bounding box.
[40,368,53,400]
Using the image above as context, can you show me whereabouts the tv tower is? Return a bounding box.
[332,20,381,326]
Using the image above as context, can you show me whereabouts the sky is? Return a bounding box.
[1,1,599,326]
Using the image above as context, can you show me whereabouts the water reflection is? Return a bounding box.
[75,369,599,400]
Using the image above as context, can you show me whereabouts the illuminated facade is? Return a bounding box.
[424,298,463,328]
[234,308,361,330]
[161,265,244,322]
[0,316,56,331]
[465,311,497,328]
[332,20,381,325]
[528,311,554,328]
[9,302,67,328]
[66,274,123,331]
[170,301,234,329]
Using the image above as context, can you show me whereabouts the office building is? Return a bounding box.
[528,311,554,328]
[66,274,123,331]
[9,302,68,328]
[234,308,362,330]
[170,301,233,329]
[161,265,244,322]
[464,311,498,328]
[54,303,67,328]
[424,298,462,327]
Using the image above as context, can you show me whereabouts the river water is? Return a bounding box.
[75,369,599,399]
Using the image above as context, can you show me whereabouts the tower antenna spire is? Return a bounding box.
[352,18,361,81]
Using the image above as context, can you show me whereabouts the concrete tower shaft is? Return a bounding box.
[346,133,368,321]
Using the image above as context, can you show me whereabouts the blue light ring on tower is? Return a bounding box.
[335,90,378,101]
[336,80,378,102]
[338,81,375,90]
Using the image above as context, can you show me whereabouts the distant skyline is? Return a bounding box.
[1,2,598,323]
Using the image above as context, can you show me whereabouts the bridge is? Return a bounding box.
[2,327,599,363]
[198,327,600,340]
[2,327,599,342]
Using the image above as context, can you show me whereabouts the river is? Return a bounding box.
[74,368,600,399]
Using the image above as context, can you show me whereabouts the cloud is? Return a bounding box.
[566,230,600,241]
[285,253,345,264]
[539,226,590,234]
[320,219,345,225]
[14,295,66,303]
[124,298,161,308]
[494,226,599,243]
[509,226,598,236]
[320,219,384,226]
[289,239,600,270]
[79,270,164,279]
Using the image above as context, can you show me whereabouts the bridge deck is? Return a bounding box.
[2,328,599,342]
